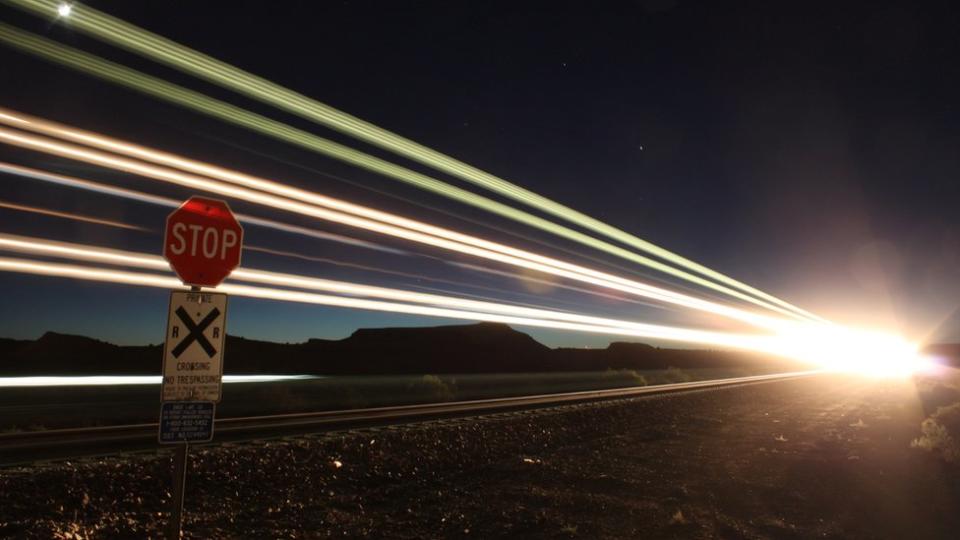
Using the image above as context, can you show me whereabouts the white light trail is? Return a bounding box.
[0,163,687,313]
[0,374,318,387]
[0,161,405,255]
[0,22,818,321]
[0,199,149,231]
[0,248,920,374]
[0,255,780,352]
[0,161,650,308]
[0,233,769,344]
[0,121,796,331]
[0,1,819,321]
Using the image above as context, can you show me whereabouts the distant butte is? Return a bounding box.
[0,323,819,376]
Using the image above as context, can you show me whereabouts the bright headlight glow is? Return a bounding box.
[56,3,71,17]
[773,325,922,377]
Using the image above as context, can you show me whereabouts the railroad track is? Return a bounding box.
[0,371,816,466]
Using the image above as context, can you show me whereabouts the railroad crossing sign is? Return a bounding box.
[161,290,227,402]
[164,196,243,288]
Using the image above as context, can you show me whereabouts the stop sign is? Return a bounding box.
[164,197,244,287]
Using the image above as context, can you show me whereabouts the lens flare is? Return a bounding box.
[770,325,922,377]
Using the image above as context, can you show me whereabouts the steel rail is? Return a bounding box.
[0,371,817,466]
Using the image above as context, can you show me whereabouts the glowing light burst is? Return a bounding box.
[769,325,923,377]
[0,23,820,321]
[55,2,70,17]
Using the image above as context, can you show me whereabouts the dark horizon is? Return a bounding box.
[2,318,958,352]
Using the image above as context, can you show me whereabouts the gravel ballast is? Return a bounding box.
[2,375,959,538]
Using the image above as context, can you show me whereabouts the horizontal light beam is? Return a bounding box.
[0,374,318,387]
[0,254,781,352]
[0,232,771,343]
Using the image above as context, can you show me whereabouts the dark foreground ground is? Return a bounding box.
[2,375,959,539]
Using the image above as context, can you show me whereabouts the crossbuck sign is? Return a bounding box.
[162,290,227,402]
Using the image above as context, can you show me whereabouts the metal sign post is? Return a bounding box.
[166,442,189,540]
[160,397,215,539]
[159,197,242,539]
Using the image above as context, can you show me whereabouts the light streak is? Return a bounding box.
[0,233,769,339]
[0,242,918,373]
[0,160,721,313]
[0,199,149,231]
[0,121,798,331]
[0,195,535,310]
[447,260,663,308]
[0,201,551,313]
[3,0,820,320]
[0,255,780,351]
[0,161,405,255]
[0,23,822,321]
[0,114,685,311]
[0,374,318,387]
[0,111,30,124]
[0,167,655,311]
[243,245,603,312]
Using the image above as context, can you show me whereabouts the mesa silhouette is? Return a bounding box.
[0,322,814,376]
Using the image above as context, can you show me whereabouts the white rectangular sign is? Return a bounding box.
[161,291,227,402]
[159,401,216,444]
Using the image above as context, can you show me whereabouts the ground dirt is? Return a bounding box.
[2,375,959,539]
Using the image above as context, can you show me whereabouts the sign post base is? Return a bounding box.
[166,443,189,540]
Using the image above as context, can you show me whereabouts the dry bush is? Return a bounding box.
[600,368,648,387]
[912,401,960,462]
[407,374,456,402]
[661,366,694,384]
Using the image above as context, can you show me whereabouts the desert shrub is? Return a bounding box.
[660,366,694,383]
[912,401,960,462]
[407,374,456,402]
[600,368,648,387]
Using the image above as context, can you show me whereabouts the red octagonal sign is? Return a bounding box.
[164,197,244,287]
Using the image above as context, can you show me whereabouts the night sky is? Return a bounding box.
[0,1,958,347]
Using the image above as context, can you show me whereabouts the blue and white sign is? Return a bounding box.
[159,401,215,444]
